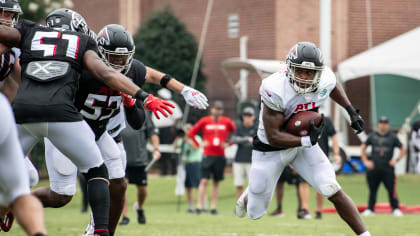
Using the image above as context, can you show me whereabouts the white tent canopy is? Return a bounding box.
[221,57,284,78]
[337,27,420,82]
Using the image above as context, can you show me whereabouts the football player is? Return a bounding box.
[0,8,174,236]
[0,92,47,236]
[0,0,41,231]
[38,24,208,236]
[235,42,370,236]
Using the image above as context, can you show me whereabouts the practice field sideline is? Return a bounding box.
[9,174,420,236]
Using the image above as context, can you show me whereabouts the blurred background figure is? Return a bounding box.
[188,100,236,215]
[231,107,257,199]
[361,116,406,217]
[120,113,160,225]
[411,119,420,174]
[312,116,341,219]
[173,124,203,213]
[269,166,302,218]
[152,88,183,176]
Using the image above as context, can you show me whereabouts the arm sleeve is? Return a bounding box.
[259,81,284,112]
[394,135,402,148]
[188,118,205,146]
[125,100,146,130]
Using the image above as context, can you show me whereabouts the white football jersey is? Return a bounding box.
[257,64,337,144]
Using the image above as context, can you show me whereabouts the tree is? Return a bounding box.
[20,0,74,23]
[133,7,207,123]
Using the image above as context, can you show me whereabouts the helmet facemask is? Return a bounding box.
[98,46,135,75]
[287,61,323,94]
[0,5,22,27]
[285,42,324,94]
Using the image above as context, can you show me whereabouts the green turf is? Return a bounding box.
[9,174,420,236]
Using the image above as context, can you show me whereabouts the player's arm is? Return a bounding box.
[0,59,21,102]
[124,100,146,130]
[330,83,364,134]
[0,25,21,48]
[187,119,205,147]
[145,66,208,109]
[262,103,302,148]
[83,50,175,119]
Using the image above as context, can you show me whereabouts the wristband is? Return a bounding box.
[134,89,149,102]
[301,136,312,148]
[160,74,172,88]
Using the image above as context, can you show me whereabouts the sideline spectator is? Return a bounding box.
[188,100,236,215]
[173,124,203,213]
[119,113,160,225]
[152,88,182,175]
[410,119,420,173]
[231,107,258,199]
[361,116,406,217]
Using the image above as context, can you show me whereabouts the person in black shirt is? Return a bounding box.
[361,116,406,217]
[231,107,258,199]
[0,8,174,236]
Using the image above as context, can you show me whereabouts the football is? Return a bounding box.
[285,111,323,136]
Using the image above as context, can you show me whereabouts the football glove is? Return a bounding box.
[181,86,209,109]
[120,92,136,107]
[345,105,364,134]
[308,114,325,145]
[143,94,175,119]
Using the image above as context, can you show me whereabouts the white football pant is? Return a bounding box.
[247,144,341,220]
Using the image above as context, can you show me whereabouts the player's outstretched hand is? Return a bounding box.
[181,86,209,109]
[144,94,175,119]
[120,92,136,107]
[308,114,325,145]
[346,106,364,134]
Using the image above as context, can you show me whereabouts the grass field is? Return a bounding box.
[9,174,420,236]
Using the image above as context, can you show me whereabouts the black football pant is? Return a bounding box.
[366,168,399,211]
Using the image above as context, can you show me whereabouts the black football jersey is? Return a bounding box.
[0,48,20,81]
[75,59,147,139]
[12,20,98,124]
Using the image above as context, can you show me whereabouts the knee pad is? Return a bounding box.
[249,167,267,195]
[83,164,109,182]
[318,182,341,198]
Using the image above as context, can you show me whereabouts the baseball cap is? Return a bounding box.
[242,107,255,116]
[212,100,224,109]
[378,116,389,123]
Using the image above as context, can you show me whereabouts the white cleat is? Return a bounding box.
[82,217,94,236]
[235,188,248,218]
[392,208,403,217]
[361,209,375,217]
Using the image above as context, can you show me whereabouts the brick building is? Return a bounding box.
[72,0,420,142]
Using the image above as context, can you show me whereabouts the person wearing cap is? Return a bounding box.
[152,88,183,175]
[188,100,236,215]
[360,116,406,217]
[231,107,258,199]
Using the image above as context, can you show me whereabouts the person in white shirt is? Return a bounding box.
[235,42,370,236]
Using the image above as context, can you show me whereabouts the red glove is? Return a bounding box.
[120,92,136,107]
[144,94,175,119]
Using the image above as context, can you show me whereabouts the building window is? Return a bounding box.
[228,14,239,38]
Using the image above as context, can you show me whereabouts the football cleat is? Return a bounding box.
[234,188,248,218]
[361,209,375,217]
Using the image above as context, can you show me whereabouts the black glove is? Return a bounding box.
[345,105,364,134]
[308,114,325,145]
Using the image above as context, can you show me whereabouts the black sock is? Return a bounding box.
[277,204,282,211]
[88,178,110,233]
[110,232,114,236]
